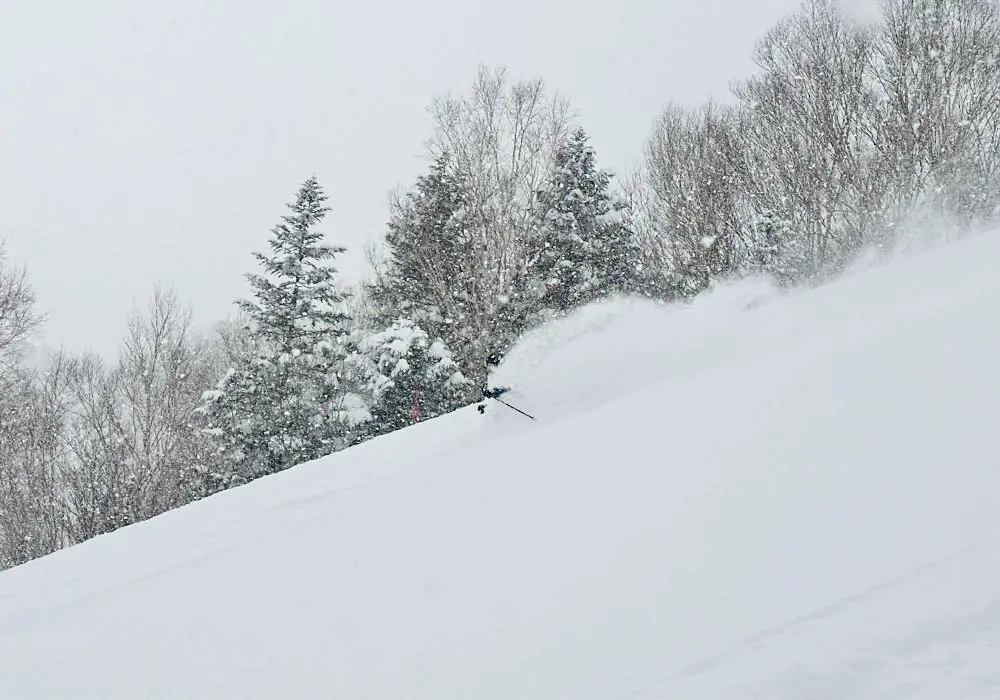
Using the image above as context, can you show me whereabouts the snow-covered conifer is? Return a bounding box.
[352,319,467,439]
[373,152,473,330]
[523,129,641,320]
[368,153,487,399]
[199,177,365,484]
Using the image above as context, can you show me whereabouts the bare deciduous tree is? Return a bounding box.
[872,0,1000,228]
[640,0,1000,287]
[0,252,55,569]
[731,0,880,278]
[644,102,747,294]
[0,358,72,569]
[0,247,42,387]
[426,65,573,377]
[61,287,219,541]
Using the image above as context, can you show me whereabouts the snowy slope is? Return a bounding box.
[2,231,1000,699]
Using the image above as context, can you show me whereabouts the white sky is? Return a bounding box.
[2,0,874,358]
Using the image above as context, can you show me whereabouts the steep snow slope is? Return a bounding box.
[1,232,999,699]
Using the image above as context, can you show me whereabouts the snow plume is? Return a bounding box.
[846,206,1000,282]
[490,278,781,422]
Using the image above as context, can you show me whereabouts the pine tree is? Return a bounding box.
[523,128,640,320]
[198,177,365,485]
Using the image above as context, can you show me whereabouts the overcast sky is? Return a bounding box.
[2,0,876,358]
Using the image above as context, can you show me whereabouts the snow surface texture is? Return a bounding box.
[2,231,1000,699]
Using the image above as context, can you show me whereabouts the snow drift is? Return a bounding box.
[1,231,999,699]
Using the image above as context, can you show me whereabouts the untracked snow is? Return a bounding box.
[2,231,1000,698]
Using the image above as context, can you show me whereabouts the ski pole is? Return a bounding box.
[493,397,537,420]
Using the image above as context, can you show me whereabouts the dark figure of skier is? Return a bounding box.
[477,386,509,413]
[477,350,508,414]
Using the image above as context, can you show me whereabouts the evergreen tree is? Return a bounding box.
[352,319,467,439]
[523,128,640,320]
[369,153,483,398]
[751,208,794,281]
[373,152,472,326]
[199,177,365,485]
[239,176,349,353]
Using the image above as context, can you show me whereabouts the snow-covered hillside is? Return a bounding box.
[2,231,1000,699]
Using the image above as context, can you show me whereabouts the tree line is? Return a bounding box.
[2,0,998,570]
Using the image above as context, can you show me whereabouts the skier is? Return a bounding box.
[477,350,507,414]
[476,349,534,418]
[477,385,509,413]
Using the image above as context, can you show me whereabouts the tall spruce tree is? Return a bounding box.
[523,128,640,319]
[369,153,484,398]
[199,177,364,485]
[374,152,472,326]
[239,176,349,353]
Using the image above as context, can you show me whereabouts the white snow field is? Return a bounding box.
[2,231,1000,699]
